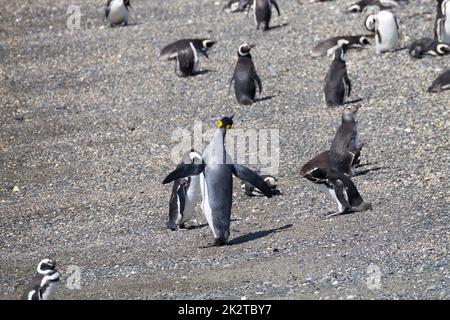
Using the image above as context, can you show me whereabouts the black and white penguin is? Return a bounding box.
[300,148,361,178]
[105,0,131,27]
[428,69,450,92]
[160,39,216,77]
[408,38,450,58]
[241,174,281,197]
[330,104,361,176]
[223,0,252,13]
[435,0,450,44]
[21,259,60,300]
[311,35,373,58]
[230,44,262,105]
[167,150,202,231]
[163,116,273,246]
[365,10,400,54]
[324,46,352,107]
[254,0,280,31]
[347,0,406,13]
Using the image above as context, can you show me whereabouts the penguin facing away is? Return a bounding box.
[324,46,351,107]
[167,150,202,230]
[428,69,450,92]
[230,44,262,105]
[434,0,450,44]
[311,35,373,58]
[21,259,60,300]
[330,104,361,176]
[408,38,450,58]
[162,116,273,246]
[365,10,400,54]
[254,0,280,31]
[105,0,131,27]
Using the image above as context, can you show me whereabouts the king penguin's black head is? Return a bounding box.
[217,115,234,129]
[238,43,254,57]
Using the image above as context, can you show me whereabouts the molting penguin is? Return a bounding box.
[254,0,280,31]
[365,10,400,54]
[105,0,131,27]
[162,116,273,246]
[330,104,361,176]
[408,38,450,59]
[160,39,216,77]
[241,174,281,196]
[167,150,202,231]
[428,69,450,92]
[324,46,352,107]
[435,0,450,44]
[230,44,262,105]
[21,259,60,300]
[311,35,373,58]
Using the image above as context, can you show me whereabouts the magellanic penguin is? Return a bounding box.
[428,69,450,92]
[167,150,202,231]
[241,174,282,197]
[105,0,131,27]
[300,148,361,178]
[230,44,262,105]
[254,0,280,31]
[21,259,60,300]
[365,10,400,54]
[435,0,450,44]
[223,0,252,13]
[160,39,216,77]
[330,104,362,177]
[311,35,373,58]
[408,38,450,59]
[162,116,273,246]
[347,0,406,13]
[324,46,352,107]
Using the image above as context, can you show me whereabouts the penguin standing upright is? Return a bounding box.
[167,150,202,230]
[163,116,273,246]
[230,44,262,105]
[428,69,450,92]
[435,0,450,44]
[365,10,400,54]
[21,259,60,300]
[160,39,216,77]
[330,104,361,176]
[324,46,352,107]
[105,0,131,27]
[254,0,280,31]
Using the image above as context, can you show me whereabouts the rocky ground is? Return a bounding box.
[0,0,449,300]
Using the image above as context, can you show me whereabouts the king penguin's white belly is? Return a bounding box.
[108,1,129,25]
[200,174,217,238]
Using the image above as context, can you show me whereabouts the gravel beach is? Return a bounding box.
[0,0,449,299]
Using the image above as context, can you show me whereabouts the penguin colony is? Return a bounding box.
[19,0,449,299]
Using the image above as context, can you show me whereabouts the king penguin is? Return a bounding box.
[167,150,202,230]
[428,69,450,92]
[105,0,131,27]
[330,104,362,176]
[254,0,280,31]
[162,116,273,246]
[21,259,60,300]
[435,0,450,44]
[160,39,216,77]
[230,44,262,105]
[324,45,352,107]
[365,10,400,54]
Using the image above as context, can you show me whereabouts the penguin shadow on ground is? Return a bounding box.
[354,163,384,177]
[344,98,363,105]
[191,70,211,77]
[228,224,293,246]
[264,22,290,31]
[255,95,276,103]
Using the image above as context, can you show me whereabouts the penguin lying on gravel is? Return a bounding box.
[105,0,132,27]
[408,38,450,58]
[163,116,273,246]
[347,0,406,13]
[21,259,60,300]
[428,69,450,92]
[222,0,252,13]
[311,35,373,58]
[241,174,282,196]
[160,39,216,77]
[167,150,202,231]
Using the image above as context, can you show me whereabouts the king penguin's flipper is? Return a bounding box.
[271,0,281,16]
[162,164,205,184]
[230,164,273,198]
